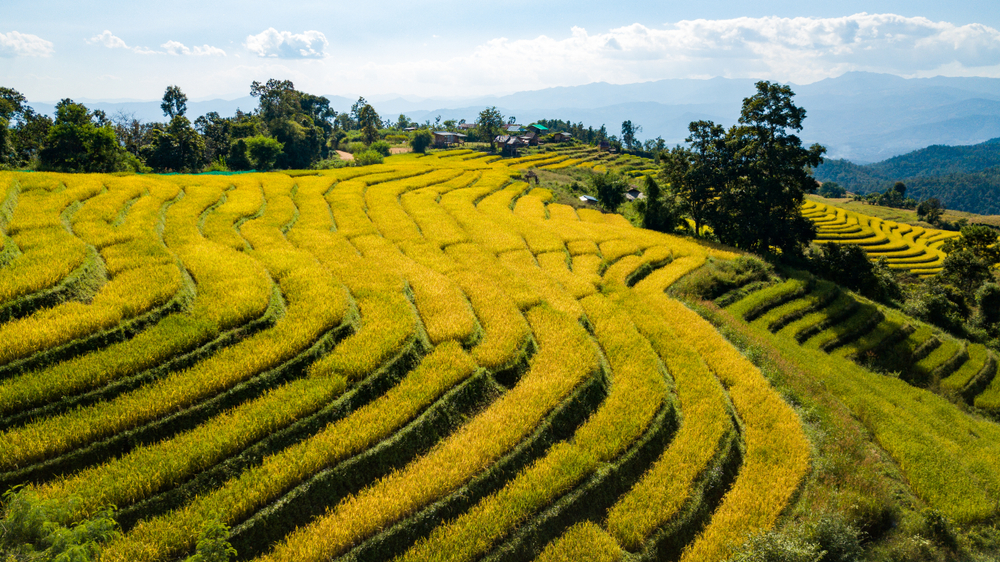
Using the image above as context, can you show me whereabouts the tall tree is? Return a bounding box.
[659,121,728,236]
[358,104,381,145]
[161,85,188,119]
[250,79,324,169]
[476,106,504,152]
[349,97,368,130]
[638,174,681,232]
[145,116,206,173]
[621,120,641,151]
[709,81,825,255]
[590,171,629,212]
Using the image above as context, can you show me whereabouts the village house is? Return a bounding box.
[494,135,527,157]
[527,123,549,136]
[433,131,466,148]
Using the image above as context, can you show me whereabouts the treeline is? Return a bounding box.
[0,81,419,173]
[814,137,1000,215]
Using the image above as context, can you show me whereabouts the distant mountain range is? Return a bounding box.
[814,137,1000,215]
[29,72,1000,163]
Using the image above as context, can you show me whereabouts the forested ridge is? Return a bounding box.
[815,138,1000,214]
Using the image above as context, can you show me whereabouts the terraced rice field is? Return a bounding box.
[715,273,1000,526]
[0,155,810,562]
[802,200,960,277]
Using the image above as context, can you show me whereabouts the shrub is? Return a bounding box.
[589,170,629,212]
[352,150,384,166]
[726,530,822,562]
[369,140,391,157]
[818,182,846,198]
[245,136,284,172]
[906,282,969,335]
[189,518,237,562]
[809,243,902,305]
[228,139,252,171]
[975,283,1000,328]
[805,515,863,562]
[344,141,366,155]
[922,509,958,550]
[411,129,433,154]
[0,489,121,561]
[312,156,347,170]
[203,157,229,173]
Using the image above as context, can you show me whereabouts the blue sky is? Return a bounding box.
[2,1,1000,102]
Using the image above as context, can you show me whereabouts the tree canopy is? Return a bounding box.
[660,81,825,256]
[161,86,188,119]
[37,99,136,173]
[476,107,503,151]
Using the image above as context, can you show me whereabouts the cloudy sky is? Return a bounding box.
[2,0,1000,102]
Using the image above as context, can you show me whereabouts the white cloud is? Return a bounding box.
[87,30,129,49]
[161,40,226,56]
[86,31,224,56]
[244,28,328,58]
[0,31,54,57]
[362,13,1000,94]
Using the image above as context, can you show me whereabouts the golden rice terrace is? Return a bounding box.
[0,150,998,561]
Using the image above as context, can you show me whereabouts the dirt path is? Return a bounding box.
[336,150,354,161]
[390,147,411,154]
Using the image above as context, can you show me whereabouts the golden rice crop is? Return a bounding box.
[257,305,601,562]
[101,343,477,562]
[605,290,734,550]
[669,297,810,562]
[352,234,477,345]
[535,522,624,562]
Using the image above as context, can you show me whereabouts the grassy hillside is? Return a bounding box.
[0,150,998,561]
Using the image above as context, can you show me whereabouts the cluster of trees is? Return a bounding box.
[0,81,393,173]
[887,225,1000,347]
[817,181,846,198]
[854,181,916,209]
[636,81,826,256]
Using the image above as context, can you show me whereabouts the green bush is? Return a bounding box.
[727,530,822,562]
[245,135,284,172]
[228,138,252,171]
[411,129,433,154]
[809,243,902,305]
[818,182,846,198]
[352,150,384,166]
[0,489,120,562]
[188,518,237,562]
[313,156,348,170]
[204,157,229,173]
[805,515,863,562]
[344,141,366,155]
[369,140,391,157]
[589,170,629,212]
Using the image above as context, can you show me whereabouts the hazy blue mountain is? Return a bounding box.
[27,72,1000,162]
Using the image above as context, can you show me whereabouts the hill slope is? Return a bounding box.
[1,154,999,560]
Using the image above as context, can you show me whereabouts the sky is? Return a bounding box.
[2,0,1000,102]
